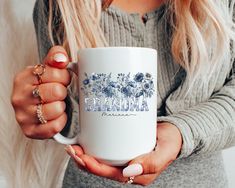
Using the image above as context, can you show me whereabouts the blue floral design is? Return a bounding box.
[83,79,90,85]
[81,72,155,99]
[134,73,144,82]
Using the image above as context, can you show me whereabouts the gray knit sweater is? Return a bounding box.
[33,0,235,187]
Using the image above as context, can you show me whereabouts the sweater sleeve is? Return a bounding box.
[33,0,52,60]
[158,3,235,158]
[33,0,78,137]
[158,61,235,158]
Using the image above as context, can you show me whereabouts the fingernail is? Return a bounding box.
[65,145,86,167]
[74,156,86,167]
[54,53,67,63]
[65,145,76,157]
[123,163,143,177]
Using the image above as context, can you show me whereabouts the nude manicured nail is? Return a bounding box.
[123,163,143,177]
[65,145,76,156]
[74,156,86,167]
[54,53,67,63]
[64,145,86,167]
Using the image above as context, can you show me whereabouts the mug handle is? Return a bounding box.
[53,133,79,145]
[53,62,80,145]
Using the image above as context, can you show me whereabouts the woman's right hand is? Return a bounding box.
[11,46,71,139]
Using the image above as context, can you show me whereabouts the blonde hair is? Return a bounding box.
[48,0,107,61]
[49,0,235,80]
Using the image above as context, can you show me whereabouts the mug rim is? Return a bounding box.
[78,47,157,54]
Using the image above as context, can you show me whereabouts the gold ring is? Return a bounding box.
[126,176,135,184]
[32,86,44,103]
[33,64,46,84]
[36,104,47,124]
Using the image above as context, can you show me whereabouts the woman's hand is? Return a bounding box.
[11,46,71,139]
[66,122,182,186]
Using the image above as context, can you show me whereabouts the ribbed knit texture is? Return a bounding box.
[33,0,235,187]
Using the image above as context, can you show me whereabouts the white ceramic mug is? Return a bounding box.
[54,47,157,166]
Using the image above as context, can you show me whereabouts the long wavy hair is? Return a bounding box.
[48,0,235,81]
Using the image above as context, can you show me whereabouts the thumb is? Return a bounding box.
[122,152,158,177]
[43,45,69,69]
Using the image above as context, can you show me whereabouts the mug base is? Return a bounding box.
[97,158,130,167]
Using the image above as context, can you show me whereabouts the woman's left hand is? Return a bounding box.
[65,122,182,186]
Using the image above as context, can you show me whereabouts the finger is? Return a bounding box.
[14,65,70,86]
[132,174,158,186]
[22,112,67,139]
[16,101,66,124]
[72,145,85,156]
[30,65,71,86]
[65,145,86,170]
[65,147,128,183]
[125,146,174,177]
[12,83,67,108]
[30,83,67,104]
[123,152,159,177]
[44,45,69,69]
[79,154,127,182]
[35,101,66,123]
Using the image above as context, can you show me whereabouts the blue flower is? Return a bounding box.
[83,79,90,85]
[103,86,115,97]
[135,91,143,98]
[128,81,137,88]
[134,73,144,82]
[121,87,132,97]
[109,81,118,88]
[145,73,152,78]
[91,74,98,80]
[144,83,150,89]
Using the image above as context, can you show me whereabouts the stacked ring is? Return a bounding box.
[36,104,47,124]
[33,64,46,84]
[33,64,47,124]
[126,176,135,184]
[32,86,44,103]
[32,86,40,98]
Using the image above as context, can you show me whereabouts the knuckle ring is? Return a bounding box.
[126,176,135,184]
[36,104,47,124]
[33,64,46,84]
[32,86,44,103]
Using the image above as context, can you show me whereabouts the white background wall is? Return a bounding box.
[0,1,234,187]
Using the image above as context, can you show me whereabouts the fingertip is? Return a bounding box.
[122,163,143,177]
[44,46,69,69]
[50,53,69,69]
